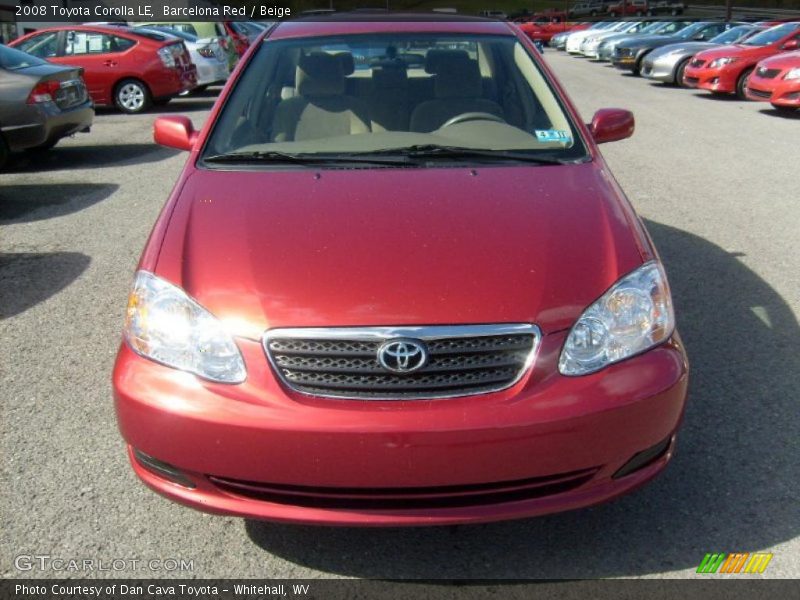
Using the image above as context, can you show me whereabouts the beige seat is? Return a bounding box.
[369,64,410,132]
[271,52,371,142]
[410,50,504,133]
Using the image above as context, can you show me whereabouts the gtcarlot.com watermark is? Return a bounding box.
[14,555,194,573]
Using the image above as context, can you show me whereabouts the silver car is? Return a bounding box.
[641,24,762,85]
[0,44,93,169]
[597,19,692,62]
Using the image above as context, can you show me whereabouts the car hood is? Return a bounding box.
[154,165,647,337]
[648,41,715,59]
[755,49,800,70]
[694,43,775,61]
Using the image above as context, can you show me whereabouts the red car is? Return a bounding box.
[518,19,588,44]
[114,15,688,526]
[746,50,800,111]
[222,21,251,56]
[10,26,197,113]
[682,22,800,98]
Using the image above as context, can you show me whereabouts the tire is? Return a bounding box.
[675,57,690,86]
[0,134,8,171]
[114,78,152,114]
[590,10,597,17]
[633,53,647,76]
[736,67,753,100]
[636,11,643,16]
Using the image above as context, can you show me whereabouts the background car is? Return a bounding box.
[597,18,693,61]
[566,21,619,54]
[142,21,238,71]
[10,26,196,114]
[642,24,760,85]
[581,20,657,58]
[0,43,93,168]
[549,23,591,49]
[135,26,230,93]
[613,20,732,75]
[683,22,800,98]
[607,0,648,18]
[746,49,800,111]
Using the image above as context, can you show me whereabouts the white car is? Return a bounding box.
[565,21,619,54]
[135,26,229,90]
[581,21,646,58]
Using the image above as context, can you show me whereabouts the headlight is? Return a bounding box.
[559,262,675,376]
[784,67,800,81]
[708,57,738,68]
[124,271,246,383]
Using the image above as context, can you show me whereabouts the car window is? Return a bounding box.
[163,23,198,36]
[709,26,750,44]
[15,32,59,58]
[0,43,47,69]
[65,31,134,55]
[203,33,588,164]
[743,23,800,46]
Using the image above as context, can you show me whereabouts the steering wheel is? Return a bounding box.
[441,112,506,128]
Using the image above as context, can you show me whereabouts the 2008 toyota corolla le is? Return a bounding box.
[113,15,689,526]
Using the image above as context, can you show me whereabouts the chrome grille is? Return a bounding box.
[264,325,540,400]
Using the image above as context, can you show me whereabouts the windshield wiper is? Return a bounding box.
[360,145,573,165]
[203,150,410,166]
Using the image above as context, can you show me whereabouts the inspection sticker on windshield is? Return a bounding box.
[535,129,572,144]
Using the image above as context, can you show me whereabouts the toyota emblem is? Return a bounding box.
[377,339,428,374]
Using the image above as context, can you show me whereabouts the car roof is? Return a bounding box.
[270,13,513,40]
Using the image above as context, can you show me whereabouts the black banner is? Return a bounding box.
[2,580,798,600]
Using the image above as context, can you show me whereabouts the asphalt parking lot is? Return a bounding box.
[1,50,799,580]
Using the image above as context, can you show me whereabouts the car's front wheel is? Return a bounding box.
[0,134,9,170]
[675,58,691,86]
[115,79,152,114]
[736,67,754,100]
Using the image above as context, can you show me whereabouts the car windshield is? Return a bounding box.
[638,22,665,34]
[203,33,588,165]
[672,22,710,40]
[651,21,692,36]
[710,25,755,44]
[0,43,47,70]
[742,23,800,46]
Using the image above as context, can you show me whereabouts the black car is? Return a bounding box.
[0,43,93,168]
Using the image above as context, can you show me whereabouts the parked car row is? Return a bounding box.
[549,18,800,112]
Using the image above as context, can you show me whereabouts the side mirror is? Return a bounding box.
[781,39,799,51]
[589,108,635,144]
[153,116,198,151]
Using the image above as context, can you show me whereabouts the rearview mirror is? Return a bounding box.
[588,109,635,144]
[782,39,799,51]
[153,116,198,151]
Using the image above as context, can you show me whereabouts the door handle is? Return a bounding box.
[104,60,118,67]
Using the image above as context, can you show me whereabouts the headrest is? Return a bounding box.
[372,65,408,89]
[425,49,470,74]
[296,52,345,97]
[335,52,355,76]
[433,56,483,99]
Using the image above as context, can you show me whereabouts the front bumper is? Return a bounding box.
[641,54,681,83]
[682,65,738,93]
[114,332,689,526]
[1,99,93,152]
[612,53,639,71]
[746,75,800,107]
